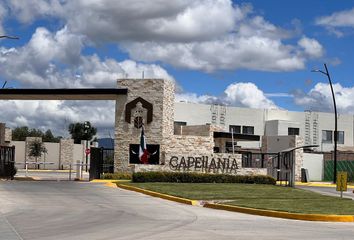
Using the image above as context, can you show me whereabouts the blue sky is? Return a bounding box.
[0,0,354,136]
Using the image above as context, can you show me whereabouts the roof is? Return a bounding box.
[213,132,260,141]
[0,88,128,100]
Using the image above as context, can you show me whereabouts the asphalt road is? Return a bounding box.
[297,185,354,200]
[1,181,354,240]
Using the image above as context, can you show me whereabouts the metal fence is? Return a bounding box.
[324,160,354,182]
[89,147,114,180]
[0,146,15,179]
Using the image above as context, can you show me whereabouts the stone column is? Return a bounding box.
[0,123,5,145]
[59,139,74,170]
[114,79,175,172]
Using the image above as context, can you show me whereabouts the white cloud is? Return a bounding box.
[2,0,324,72]
[298,36,324,58]
[1,100,116,138]
[316,8,354,28]
[315,8,354,37]
[294,83,354,114]
[0,3,6,35]
[175,93,218,104]
[0,26,174,88]
[224,82,278,109]
[176,82,279,110]
[0,26,174,136]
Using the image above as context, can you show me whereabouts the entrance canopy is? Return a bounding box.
[0,88,127,100]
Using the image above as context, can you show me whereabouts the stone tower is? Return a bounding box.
[114,79,174,172]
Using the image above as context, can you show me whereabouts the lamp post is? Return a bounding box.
[312,63,338,183]
[0,35,19,40]
[84,121,90,172]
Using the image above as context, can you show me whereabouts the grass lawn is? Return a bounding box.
[125,182,354,215]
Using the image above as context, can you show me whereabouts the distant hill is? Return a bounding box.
[97,138,114,148]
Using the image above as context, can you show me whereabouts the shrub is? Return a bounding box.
[101,172,132,180]
[132,172,276,185]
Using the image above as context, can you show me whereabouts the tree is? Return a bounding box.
[43,130,61,142]
[68,121,97,144]
[12,126,30,141]
[12,126,61,142]
[28,139,47,169]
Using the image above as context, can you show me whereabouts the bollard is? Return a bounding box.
[76,160,81,180]
[69,163,72,181]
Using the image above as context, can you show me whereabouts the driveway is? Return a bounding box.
[1,181,354,240]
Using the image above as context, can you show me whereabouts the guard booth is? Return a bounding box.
[89,147,114,180]
[0,146,15,179]
[268,145,318,187]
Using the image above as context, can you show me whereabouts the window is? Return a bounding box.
[322,130,332,143]
[242,126,254,135]
[288,127,299,136]
[174,121,187,135]
[174,121,187,127]
[337,131,344,144]
[242,152,253,168]
[229,125,241,134]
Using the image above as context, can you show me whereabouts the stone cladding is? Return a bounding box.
[59,139,74,169]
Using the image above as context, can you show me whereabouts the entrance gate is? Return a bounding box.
[267,145,318,187]
[0,146,15,179]
[89,147,114,180]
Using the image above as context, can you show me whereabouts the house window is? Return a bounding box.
[337,131,344,144]
[288,127,299,136]
[242,126,254,135]
[322,130,332,143]
[229,125,241,134]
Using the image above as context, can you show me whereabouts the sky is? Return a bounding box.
[1,0,354,138]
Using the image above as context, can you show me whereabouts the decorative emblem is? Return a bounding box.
[125,97,153,125]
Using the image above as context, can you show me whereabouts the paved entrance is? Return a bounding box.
[1,181,354,240]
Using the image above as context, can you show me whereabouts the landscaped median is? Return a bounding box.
[116,181,354,222]
[96,172,354,222]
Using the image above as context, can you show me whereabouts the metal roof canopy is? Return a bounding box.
[213,132,260,141]
[0,88,128,100]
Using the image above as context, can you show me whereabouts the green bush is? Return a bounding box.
[101,172,132,180]
[132,172,276,185]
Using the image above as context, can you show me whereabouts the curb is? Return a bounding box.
[90,179,131,183]
[115,183,354,222]
[204,203,354,222]
[105,182,118,188]
[117,184,198,206]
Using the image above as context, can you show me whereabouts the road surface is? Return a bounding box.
[1,181,354,240]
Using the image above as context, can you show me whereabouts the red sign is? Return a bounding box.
[85,148,91,155]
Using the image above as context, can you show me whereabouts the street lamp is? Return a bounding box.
[311,63,338,183]
[84,121,90,172]
[0,35,19,40]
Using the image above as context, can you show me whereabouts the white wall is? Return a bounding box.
[303,153,323,181]
[73,144,84,164]
[263,136,296,153]
[42,142,60,170]
[10,140,85,170]
[174,102,354,152]
[11,141,26,168]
